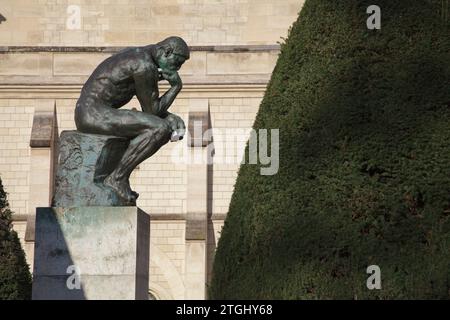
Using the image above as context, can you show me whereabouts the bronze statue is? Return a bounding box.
[74,36,189,204]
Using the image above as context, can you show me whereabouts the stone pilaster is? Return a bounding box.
[184,99,210,299]
[25,100,58,271]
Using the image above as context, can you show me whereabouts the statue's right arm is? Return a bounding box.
[133,72,160,115]
[134,71,182,117]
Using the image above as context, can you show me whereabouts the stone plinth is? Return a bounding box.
[52,130,132,207]
[32,207,150,300]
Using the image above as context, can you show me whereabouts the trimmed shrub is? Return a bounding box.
[0,177,32,300]
[210,0,450,299]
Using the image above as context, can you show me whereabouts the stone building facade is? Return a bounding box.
[0,0,304,299]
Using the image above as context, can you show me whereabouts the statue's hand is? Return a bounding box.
[165,113,185,142]
[161,70,182,88]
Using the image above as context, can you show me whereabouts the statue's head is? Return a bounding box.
[155,36,190,73]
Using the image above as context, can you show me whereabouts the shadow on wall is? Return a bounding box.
[206,109,217,288]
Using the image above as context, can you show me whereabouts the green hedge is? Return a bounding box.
[0,177,32,300]
[210,0,450,299]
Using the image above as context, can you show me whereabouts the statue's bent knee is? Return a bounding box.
[74,99,92,130]
[153,122,171,143]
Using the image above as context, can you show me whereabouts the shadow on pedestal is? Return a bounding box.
[32,208,86,300]
[32,207,150,300]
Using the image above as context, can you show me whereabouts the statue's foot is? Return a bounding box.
[104,175,136,204]
[123,180,139,200]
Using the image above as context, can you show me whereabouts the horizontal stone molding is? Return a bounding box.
[0,83,268,100]
[0,45,280,54]
[0,83,268,90]
[12,214,29,222]
[13,213,227,222]
[0,48,278,89]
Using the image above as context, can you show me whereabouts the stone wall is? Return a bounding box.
[0,0,304,46]
[0,100,34,215]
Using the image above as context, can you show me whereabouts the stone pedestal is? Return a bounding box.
[32,207,150,300]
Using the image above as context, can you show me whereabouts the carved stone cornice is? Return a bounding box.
[0,44,280,54]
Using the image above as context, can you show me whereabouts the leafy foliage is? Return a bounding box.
[210,0,450,299]
[0,177,32,300]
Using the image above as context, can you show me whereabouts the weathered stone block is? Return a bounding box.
[52,130,132,207]
[32,207,150,300]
